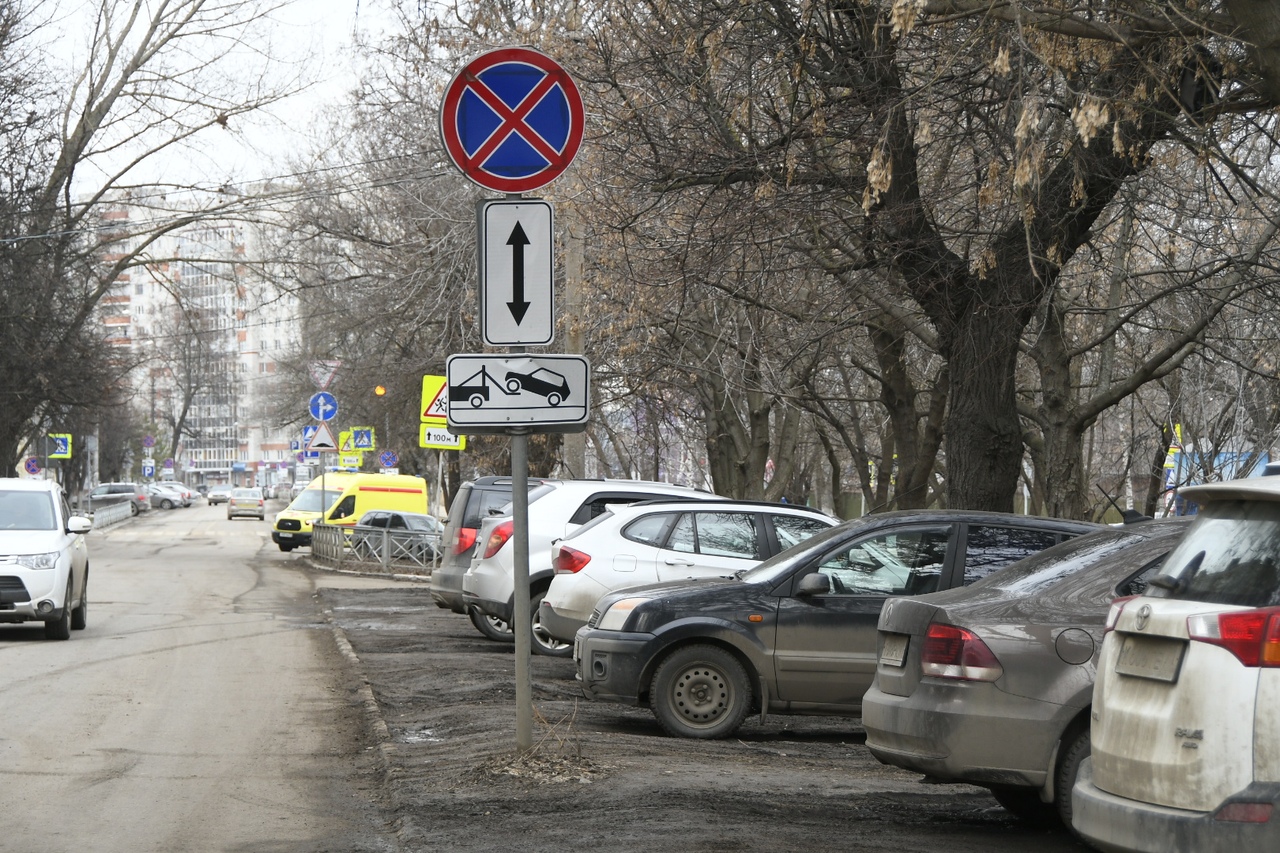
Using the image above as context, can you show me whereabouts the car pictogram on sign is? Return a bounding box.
[504,368,569,406]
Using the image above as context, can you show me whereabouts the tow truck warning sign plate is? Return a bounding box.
[446,353,589,434]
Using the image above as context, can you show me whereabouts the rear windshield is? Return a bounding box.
[1152,499,1280,607]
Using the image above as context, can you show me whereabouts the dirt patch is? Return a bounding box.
[318,584,1087,852]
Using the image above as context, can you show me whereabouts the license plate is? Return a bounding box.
[880,633,909,667]
[1115,635,1185,683]
[278,532,293,538]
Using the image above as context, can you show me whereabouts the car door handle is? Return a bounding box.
[664,557,695,566]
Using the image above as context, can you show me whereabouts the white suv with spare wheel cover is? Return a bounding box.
[1073,475,1280,850]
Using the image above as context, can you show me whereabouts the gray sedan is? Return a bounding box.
[863,519,1189,830]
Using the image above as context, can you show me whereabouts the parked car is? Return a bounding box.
[574,510,1102,739]
[541,499,841,644]
[85,482,150,516]
[0,479,91,639]
[158,481,193,505]
[227,487,265,520]
[464,479,719,656]
[351,510,444,563]
[1073,477,1280,851]
[146,483,187,509]
[431,477,553,643]
[862,519,1187,829]
[206,485,233,505]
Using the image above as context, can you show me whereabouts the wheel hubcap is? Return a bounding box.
[672,666,731,724]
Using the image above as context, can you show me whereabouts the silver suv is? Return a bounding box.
[462,479,718,655]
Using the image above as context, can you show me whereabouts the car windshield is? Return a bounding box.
[739,521,861,584]
[232,489,259,498]
[288,489,341,512]
[1152,499,1280,607]
[0,491,57,530]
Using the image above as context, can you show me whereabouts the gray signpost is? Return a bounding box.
[440,47,587,755]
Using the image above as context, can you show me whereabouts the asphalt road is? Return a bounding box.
[0,501,396,853]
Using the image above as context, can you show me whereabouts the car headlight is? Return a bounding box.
[16,552,59,570]
[596,596,652,632]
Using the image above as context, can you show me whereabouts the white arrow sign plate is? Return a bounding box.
[479,199,554,346]
[446,353,589,434]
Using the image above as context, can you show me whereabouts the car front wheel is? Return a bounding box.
[650,644,752,739]
[44,579,73,640]
[71,571,87,631]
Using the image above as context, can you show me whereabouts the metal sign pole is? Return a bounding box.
[510,427,533,753]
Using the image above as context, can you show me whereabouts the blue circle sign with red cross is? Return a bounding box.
[439,47,584,193]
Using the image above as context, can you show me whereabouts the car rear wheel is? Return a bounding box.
[988,785,1057,826]
[650,644,751,739]
[1053,725,1090,830]
[44,579,73,640]
[71,572,87,631]
[161,499,174,509]
[531,591,572,657]
[468,606,514,642]
[130,502,139,517]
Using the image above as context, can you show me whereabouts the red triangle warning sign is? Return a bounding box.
[305,422,338,452]
[421,375,448,422]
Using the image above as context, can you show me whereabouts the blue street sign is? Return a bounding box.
[353,428,373,449]
[142,463,155,478]
[379,451,399,468]
[290,440,300,451]
[142,434,156,448]
[309,392,338,421]
[302,425,318,444]
[23,458,40,475]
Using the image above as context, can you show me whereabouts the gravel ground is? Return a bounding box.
[316,578,1088,853]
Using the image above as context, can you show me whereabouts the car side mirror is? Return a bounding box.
[796,573,830,597]
[67,516,92,534]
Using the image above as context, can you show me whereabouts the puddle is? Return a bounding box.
[399,727,444,744]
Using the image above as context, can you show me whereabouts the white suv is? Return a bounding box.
[541,499,839,643]
[1073,476,1280,849]
[0,479,92,640]
[462,479,718,656]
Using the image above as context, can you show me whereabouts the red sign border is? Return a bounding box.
[439,47,585,194]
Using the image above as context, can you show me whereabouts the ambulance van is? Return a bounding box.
[272,472,429,552]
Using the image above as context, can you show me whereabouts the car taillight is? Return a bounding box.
[482,521,514,559]
[921,623,1003,681]
[452,527,477,555]
[1187,607,1280,667]
[1104,595,1137,633]
[554,546,591,574]
[1215,802,1275,823]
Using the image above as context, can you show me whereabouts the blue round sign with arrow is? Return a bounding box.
[309,391,338,421]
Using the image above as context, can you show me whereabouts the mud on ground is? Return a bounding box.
[320,584,1087,853]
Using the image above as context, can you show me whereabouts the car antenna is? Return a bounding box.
[1095,486,1153,524]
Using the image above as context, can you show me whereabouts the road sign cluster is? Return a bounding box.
[439,47,591,438]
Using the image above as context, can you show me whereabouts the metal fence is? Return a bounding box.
[87,502,134,529]
[310,523,440,575]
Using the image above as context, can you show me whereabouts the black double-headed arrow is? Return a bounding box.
[506,222,530,324]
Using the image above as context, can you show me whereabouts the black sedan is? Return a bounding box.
[573,510,1101,739]
[862,518,1189,829]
